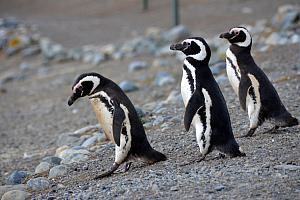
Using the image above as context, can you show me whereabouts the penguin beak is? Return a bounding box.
[67,93,80,106]
[170,43,189,51]
[219,32,234,40]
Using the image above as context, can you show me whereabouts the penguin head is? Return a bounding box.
[219,27,252,48]
[170,37,211,63]
[68,72,101,106]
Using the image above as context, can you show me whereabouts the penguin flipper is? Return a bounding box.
[112,100,125,147]
[238,75,251,111]
[184,91,204,131]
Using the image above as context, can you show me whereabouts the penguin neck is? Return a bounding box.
[230,44,252,56]
[185,56,209,69]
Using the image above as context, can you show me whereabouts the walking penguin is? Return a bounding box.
[170,37,245,160]
[68,72,166,179]
[220,27,299,137]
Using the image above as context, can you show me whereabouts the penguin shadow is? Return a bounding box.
[178,152,227,167]
[236,126,294,138]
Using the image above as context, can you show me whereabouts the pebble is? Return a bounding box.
[152,116,165,126]
[27,177,50,191]
[48,165,68,179]
[163,25,191,42]
[210,61,226,75]
[6,171,31,185]
[91,53,105,65]
[0,185,27,198]
[265,32,288,45]
[274,164,300,171]
[73,124,100,136]
[34,162,51,174]
[1,190,30,200]
[135,107,146,118]
[154,72,175,86]
[119,81,138,92]
[214,185,225,191]
[59,148,90,164]
[152,59,170,68]
[56,132,85,147]
[42,156,62,166]
[21,45,40,57]
[164,90,182,104]
[216,75,228,85]
[128,61,149,72]
[81,135,98,148]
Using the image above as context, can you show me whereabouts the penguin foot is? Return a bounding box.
[94,163,120,180]
[240,128,256,137]
[262,126,279,134]
[179,155,206,167]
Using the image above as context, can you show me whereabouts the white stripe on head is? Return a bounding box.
[230,27,252,47]
[73,75,100,94]
[184,39,207,61]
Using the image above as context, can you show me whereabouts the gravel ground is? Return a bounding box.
[0,0,299,199]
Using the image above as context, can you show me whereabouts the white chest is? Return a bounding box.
[181,60,196,106]
[90,97,114,142]
[226,48,241,95]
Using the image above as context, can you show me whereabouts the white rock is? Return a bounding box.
[34,162,51,174]
[48,165,68,179]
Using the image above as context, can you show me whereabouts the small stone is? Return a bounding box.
[135,107,146,118]
[73,124,100,136]
[274,164,300,171]
[91,53,105,65]
[119,81,138,92]
[154,72,175,86]
[6,171,31,185]
[215,185,225,191]
[153,116,165,126]
[1,190,30,200]
[163,25,191,42]
[290,34,300,44]
[265,32,288,45]
[27,177,50,191]
[164,90,182,104]
[48,165,68,179]
[128,61,149,72]
[56,132,84,147]
[210,61,226,75]
[59,149,90,164]
[42,156,62,166]
[81,135,98,148]
[19,62,31,71]
[152,59,170,68]
[216,75,228,85]
[101,44,116,57]
[34,162,51,174]
[22,45,40,57]
[0,185,27,198]
[170,186,179,191]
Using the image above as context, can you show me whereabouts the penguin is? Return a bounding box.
[67,72,166,179]
[220,27,299,137]
[170,37,245,160]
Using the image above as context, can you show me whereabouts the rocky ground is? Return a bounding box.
[0,0,300,199]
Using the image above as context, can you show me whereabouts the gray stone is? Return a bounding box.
[27,177,50,191]
[34,162,51,174]
[266,32,289,45]
[164,90,182,104]
[210,61,226,75]
[112,51,124,60]
[290,34,300,44]
[163,25,191,42]
[21,45,40,57]
[59,149,90,164]
[119,81,138,92]
[56,132,84,147]
[156,45,175,57]
[0,185,27,198]
[128,61,149,72]
[91,53,105,65]
[48,165,68,179]
[135,107,146,118]
[6,171,31,185]
[274,164,300,171]
[1,190,30,200]
[68,48,83,61]
[154,72,175,86]
[152,59,170,68]
[216,75,228,85]
[215,185,225,191]
[95,132,107,143]
[81,135,98,148]
[42,156,62,166]
[19,62,30,71]
[73,124,100,136]
[153,116,165,126]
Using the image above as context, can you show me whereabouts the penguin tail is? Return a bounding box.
[217,139,246,157]
[142,147,167,164]
[274,112,299,128]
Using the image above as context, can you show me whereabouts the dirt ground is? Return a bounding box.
[0,0,299,199]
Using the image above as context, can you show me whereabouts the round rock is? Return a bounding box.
[1,190,30,200]
[48,165,68,179]
[27,177,50,191]
[6,171,31,185]
[42,156,62,166]
[119,81,138,92]
[34,162,51,174]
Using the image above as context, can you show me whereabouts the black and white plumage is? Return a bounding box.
[170,37,245,159]
[220,27,299,137]
[68,73,166,178]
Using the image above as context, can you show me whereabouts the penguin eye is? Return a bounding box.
[76,85,83,92]
[234,30,239,35]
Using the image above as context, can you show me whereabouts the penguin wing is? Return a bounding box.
[238,75,251,111]
[112,100,125,147]
[184,90,205,131]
